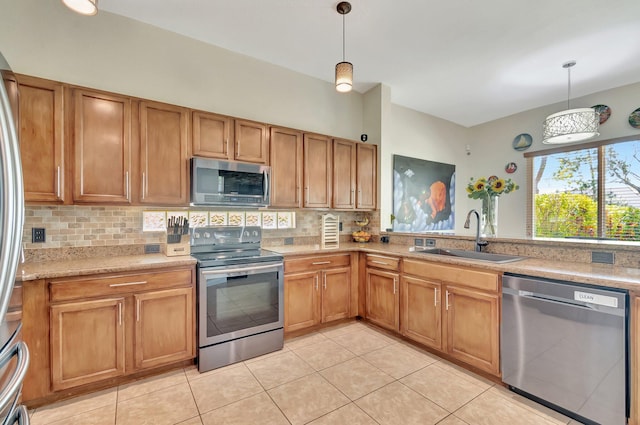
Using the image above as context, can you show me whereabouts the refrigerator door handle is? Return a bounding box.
[0,341,29,414]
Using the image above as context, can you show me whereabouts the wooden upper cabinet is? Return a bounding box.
[73,89,131,204]
[270,127,302,208]
[139,101,189,205]
[332,139,356,209]
[234,119,269,164]
[303,133,332,208]
[13,75,66,203]
[192,110,233,160]
[356,143,377,210]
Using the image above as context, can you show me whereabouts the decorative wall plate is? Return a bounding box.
[505,162,517,174]
[592,104,611,124]
[630,108,640,129]
[512,133,532,151]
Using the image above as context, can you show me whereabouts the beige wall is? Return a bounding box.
[467,81,640,238]
[0,0,363,140]
[4,0,640,242]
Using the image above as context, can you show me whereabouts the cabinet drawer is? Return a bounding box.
[366,254,400,271]
[50,268,193,302]
[285,254,350,274]
[403,259,498,292]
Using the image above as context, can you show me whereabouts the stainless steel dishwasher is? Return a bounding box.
[501,273,628,425]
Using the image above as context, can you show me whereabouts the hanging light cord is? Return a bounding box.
[342,13,346,62]
[567,65,571,109]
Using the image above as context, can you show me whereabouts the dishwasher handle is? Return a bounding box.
[503,286,623,315]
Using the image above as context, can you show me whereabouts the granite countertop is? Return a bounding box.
[17,243,640,292]
[268,242,640,291]
[17,254,197,281]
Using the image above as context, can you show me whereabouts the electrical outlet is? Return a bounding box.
[144,244,161,254]
[339,222,343,231]
[284,237,294,245]
[414,238,424,246]
[32,227,46,243]
[425,238,436,247]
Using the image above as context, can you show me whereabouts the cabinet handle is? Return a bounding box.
[393,278,397,294]
[446,290,450,311]
[56,166,61,199]
[109,281,147,287]
[136,299,140,322]
[141,172,146,200]
[118,302,122,326]
[312,261,331,265]
[434,288,439,306]
[323,274,327,290]
[315,275,319,291]
[371,260,389,266]
[125,171,130,200]
[305,187,309,205]
[351,189,354,205]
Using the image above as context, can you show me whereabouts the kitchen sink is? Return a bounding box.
[415,248,525,263]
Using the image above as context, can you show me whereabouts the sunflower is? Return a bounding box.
[473,180,485,191]
[491,178,506,193]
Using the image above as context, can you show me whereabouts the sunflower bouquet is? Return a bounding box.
[466,176,518,237]
[466,176,518,200]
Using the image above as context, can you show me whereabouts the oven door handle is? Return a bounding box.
[201,263,282,276]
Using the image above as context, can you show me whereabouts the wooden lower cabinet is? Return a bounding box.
[399,258,501,376]
[134,287,194,369]
[444,285,500,375]
[284,255,353,333]
[401,275,442,350]
[50,298,125,391]
[365,268,399,332]
[25,266,196,402]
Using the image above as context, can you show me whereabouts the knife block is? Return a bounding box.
[165,233,191,257]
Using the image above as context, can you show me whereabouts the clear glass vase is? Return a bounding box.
[481,195,498,237]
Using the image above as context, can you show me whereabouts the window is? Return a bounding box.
[528,137,640,242]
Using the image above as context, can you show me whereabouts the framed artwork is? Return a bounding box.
[393,155,455,233]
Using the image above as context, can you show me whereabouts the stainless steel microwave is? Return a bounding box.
[190,157,270,207]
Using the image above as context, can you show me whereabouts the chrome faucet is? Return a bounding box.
[464,209,488,252]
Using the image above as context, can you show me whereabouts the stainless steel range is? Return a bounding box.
[191,226,284,372]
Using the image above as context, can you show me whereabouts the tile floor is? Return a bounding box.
[29,321,582,425]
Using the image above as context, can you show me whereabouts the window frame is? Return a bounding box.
[525,135,640,241]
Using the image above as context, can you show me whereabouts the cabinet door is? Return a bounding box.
[50,298,125,390]
[234,119,269,164]
[134,287,194,369]
[139,101,189,205]
[270,127,302,208]
[192,110,233,160]
[332,139,356,209]
[322,267,351,323]
[356,143,377,210]
[284,271,320,332]
[73,89,131,203]
[445,285,500,375]
[401,276,442,351]
[365,268,399,332]
[15,75,65,203]
[303,133,332,208]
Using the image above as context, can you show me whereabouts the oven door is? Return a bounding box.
[198,261,283,347]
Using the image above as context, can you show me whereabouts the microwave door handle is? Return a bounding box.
[263,170,270,201]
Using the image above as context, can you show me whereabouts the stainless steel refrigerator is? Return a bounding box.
[0,51,30,424]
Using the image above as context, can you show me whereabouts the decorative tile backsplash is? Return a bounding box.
[23,206,379,250]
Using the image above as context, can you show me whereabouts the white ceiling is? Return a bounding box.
[100,0,640,127]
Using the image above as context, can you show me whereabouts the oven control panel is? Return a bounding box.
[191,226,262,247]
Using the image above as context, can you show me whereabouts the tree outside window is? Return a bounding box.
[532,139,640,241]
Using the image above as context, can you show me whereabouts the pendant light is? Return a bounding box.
[335,2,353,93]
[62,0,98,16]
[542,61,599,144]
